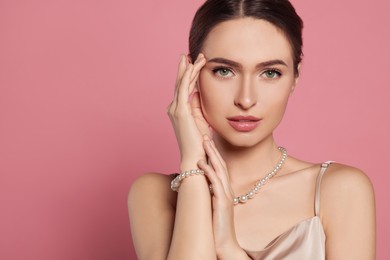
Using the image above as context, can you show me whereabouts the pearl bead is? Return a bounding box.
[231,147,287,206]
[170,169,206,191]
[239,195,248,203]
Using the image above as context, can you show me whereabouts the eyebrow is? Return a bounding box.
[207,57,288,69]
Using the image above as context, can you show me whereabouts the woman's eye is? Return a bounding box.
[262,70,281,79]
[213,67,234,78]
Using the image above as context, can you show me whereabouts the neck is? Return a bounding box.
[213,133,283,186]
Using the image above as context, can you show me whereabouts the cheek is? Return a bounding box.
[264,89,290,107]
[197,71,230,114]
[198,73,216,119]
[260,77,294,104]
[260,86,291,121]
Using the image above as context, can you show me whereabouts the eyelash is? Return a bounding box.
[262,68,282,79]
[212,66,234,79]
[211,66,283,79]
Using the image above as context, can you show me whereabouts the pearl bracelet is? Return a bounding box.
[170,169,205,191]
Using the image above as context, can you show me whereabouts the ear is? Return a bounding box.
[290,63,301,94]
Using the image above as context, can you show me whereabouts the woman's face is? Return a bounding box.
[198,17,298,147]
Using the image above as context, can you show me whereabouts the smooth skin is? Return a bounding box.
[128,18,375,260]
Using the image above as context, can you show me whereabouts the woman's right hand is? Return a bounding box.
[167,53,208,170]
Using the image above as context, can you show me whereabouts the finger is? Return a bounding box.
[188,71,200,96]
[174,54,204,109]
[190,91,203,117]
[208,139,233,195]
[203,138,225,175]
[177,63,194,107]
[175,54,187,88]
[172,54,188,107]
[210,140,228,172]
[203,138,231,196]
[190,53,205,80]
[188,54,206,94]
[198,159,225,197]
[189,92,211,138]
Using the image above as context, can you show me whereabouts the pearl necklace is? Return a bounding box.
[233,147,287,205]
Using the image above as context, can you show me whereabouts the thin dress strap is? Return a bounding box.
[314,161,334,216]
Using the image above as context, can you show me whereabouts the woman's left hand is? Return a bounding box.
[198,136,250,259]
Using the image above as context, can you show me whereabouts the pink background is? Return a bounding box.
[0,0,389,259]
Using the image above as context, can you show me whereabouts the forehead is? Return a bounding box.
[202,18,293,65]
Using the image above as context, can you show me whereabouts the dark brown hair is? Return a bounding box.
[189,0,303,76]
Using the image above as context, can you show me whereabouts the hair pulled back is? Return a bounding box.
[189,0,303,76]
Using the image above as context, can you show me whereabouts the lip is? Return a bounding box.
[227,115,261,132]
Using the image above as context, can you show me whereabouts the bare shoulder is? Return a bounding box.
[128,172,177,209]
[320,163,376,258]
[321,162,375,201]
[128,173,178,259]
[316,162,376,259]
[320,164,375,233]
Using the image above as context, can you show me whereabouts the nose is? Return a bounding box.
[234,76,257,110]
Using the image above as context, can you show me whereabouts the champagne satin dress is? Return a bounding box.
[242,162,333,260]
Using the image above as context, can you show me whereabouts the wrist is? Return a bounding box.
[171,168,206,192]
[180,160,204,172]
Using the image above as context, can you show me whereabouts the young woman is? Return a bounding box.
[128,0,376,259]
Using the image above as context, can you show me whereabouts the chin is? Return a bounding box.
[215,131,268,149]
